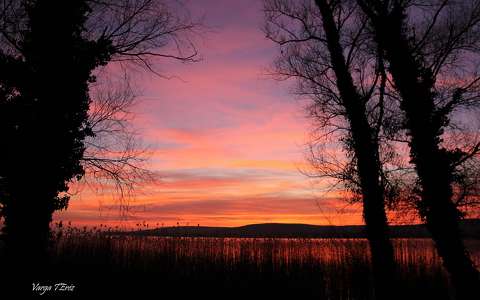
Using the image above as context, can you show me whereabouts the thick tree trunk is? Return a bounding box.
[358,2,480,298]
[2,191,53,290]
[315,1,396,299]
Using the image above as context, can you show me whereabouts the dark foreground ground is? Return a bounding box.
[0,237,478,299]
[0,221,479,299]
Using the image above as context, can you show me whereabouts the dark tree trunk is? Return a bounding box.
[3,197,52,260]
[1,189,53,294]
[0,0,106,284]
[315,1,396,299]
[357,1,480,298]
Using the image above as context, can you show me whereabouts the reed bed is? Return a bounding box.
[46,226,479,299]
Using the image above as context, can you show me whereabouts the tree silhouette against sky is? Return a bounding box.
[0,0,199,280]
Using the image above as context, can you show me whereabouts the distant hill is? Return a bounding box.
[117,219,480,239]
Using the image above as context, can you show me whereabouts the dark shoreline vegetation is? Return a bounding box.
[119,219,480,239]
[1,220,479,298]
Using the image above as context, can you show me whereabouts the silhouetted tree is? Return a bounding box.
[356,0,480,298]
[81,73,155,218]
[0,0,199,276]
[264,1,398,297]
[0,1,114,285]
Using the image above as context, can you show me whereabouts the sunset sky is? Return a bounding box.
[54,0,363,228]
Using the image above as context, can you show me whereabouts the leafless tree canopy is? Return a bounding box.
[82,0,201,214]
[263,0,406,210]
[264,0,480,220]
[78,74,154,216]
[0,0,201,215]
[397,0,480,217]
[86,0,201,73]
[0,0,200,63]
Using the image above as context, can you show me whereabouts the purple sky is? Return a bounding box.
[55,0,363,227]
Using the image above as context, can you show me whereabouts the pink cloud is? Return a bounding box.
[55,0,364,228]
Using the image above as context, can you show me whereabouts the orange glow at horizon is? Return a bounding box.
[54,0,366,228]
